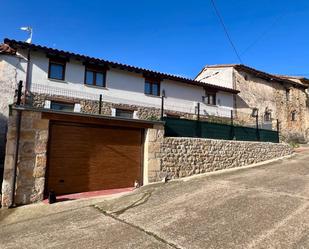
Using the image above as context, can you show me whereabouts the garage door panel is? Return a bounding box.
[47,122,143,195]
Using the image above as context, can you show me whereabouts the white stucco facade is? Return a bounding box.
[195,66,234,89]
[0,54,27,166]
[3,49,235,118]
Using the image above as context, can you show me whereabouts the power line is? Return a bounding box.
[210,0,243,64]
[240,11,287,56]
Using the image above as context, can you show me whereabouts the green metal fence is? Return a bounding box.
[163,117,279,143]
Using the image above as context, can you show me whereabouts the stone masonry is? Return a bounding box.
[1,108,164,207]
[234,70,309,143]
[1,108,293,207]
[143,124,164,184]
[1,110,49,207]
[30,92,200,121]
[160,137,293,179]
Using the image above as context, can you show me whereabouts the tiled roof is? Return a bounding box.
[275,74,309,85]
[3,38,239,94]
[204,64,308,89]
[0,43,16,55]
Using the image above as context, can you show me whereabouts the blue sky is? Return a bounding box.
[1,0,308,78]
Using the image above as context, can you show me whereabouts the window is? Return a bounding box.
[144,79,160,96]
[51,101,74,112]
[291,111,296,121]
[264,111,271,122]
[85,66,106,87]
[203,92,216,105]
[115,109,134,119]
[48,58,66,80]
[286,88,290,101]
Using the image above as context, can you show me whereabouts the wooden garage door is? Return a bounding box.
[46,122,143,195]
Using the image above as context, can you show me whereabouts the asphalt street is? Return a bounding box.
[0,151,308,249]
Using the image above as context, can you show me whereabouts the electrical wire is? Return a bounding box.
[240,11,287,56]
[210,0,243,64]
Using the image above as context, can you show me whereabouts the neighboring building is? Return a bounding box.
[196,64,309,142]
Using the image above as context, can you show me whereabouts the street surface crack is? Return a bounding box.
[112,191,153,216]
[92,204,182,249]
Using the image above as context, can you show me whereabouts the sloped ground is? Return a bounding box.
[1,150,309,249]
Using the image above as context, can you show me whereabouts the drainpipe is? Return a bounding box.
[10,110,22,208]
[23,47,31,104]
[9,81,23,208]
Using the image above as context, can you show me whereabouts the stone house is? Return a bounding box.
[196,64,309,142]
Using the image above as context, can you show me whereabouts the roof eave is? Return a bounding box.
[4,38,238,94]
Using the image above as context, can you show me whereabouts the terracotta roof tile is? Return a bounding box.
[204,64,308,89]
[3,38,239,94]
[0,43,16,55]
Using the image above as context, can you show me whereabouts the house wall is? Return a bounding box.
[195,67,234,89]
[196,66,309,142]
[1,110,49,207]
[234,69,309,142]
[13,49,234,116]
[0,54,27,169]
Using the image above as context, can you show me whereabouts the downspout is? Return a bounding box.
[10,109,22,208]
[9,75,25,208]
[23,47,31,104]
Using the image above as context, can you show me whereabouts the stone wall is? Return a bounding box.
[143,125,164,184]
[234,69,309,143]
[29,93,200,121]
[1,108,164,207]
[1,110,49,207]
[160,137,293,179]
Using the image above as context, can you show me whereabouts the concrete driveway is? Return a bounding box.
[0,151,308,249]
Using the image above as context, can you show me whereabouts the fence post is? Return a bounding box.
[276,119,280,143]
[16,81,23,106]
[256,110,260,141]
[230,110,235,140]
[197,102,200,121]
[99,94,102,114]
[160,95,164,120]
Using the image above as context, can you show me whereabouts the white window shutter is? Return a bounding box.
[111,108,116,117]
[133,111,138,119]
[74,103,81,112]
[44,100,51,109]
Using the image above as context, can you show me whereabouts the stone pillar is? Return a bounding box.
[143,124,164,184]
[1,110,49,207]
[1,110,18,207]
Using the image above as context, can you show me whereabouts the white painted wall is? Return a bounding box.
[0,53,27,164]
[0,54,27,117]
[195,67,234,89]
[7,50,235,117]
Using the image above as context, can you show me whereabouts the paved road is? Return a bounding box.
[0,151,308,249]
